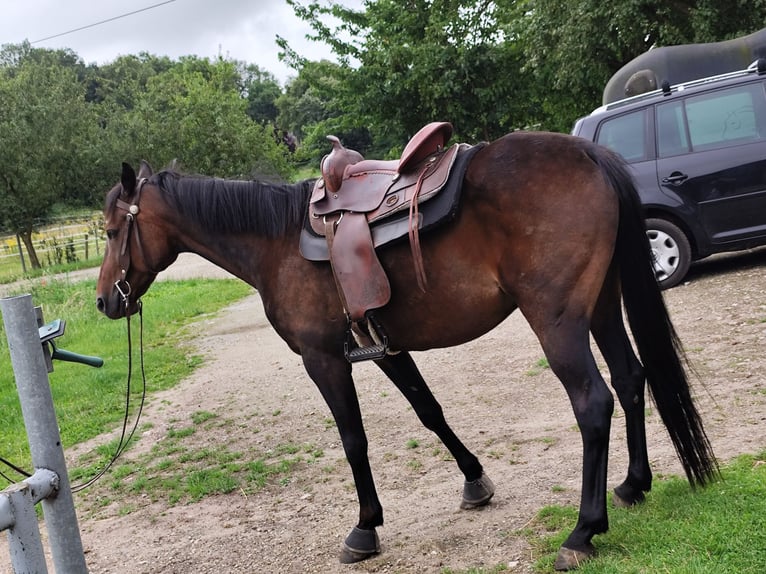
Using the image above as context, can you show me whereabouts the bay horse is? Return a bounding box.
[95,131,717,570]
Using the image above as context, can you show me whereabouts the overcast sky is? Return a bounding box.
[0,0,360,84]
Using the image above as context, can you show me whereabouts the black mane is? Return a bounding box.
[152,171,314,237]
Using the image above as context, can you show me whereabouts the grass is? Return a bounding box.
[440,453,766,573]
[521,451,766,573]
[70,409,316,510]
[0,277,252,482]
[526,357,550,376]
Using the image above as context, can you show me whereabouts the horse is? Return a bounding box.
[95,130,717,570]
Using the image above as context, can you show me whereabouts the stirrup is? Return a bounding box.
[344,315,389,363]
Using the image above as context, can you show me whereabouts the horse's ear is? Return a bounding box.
[120,162,137,199]
[138,160,154,179]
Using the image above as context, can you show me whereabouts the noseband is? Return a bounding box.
[113,177,155,304]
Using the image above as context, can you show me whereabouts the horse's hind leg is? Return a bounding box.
[375,351,495,509]
[522,305,614,570]
[591,265,651,506]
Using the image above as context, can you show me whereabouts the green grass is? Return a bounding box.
[522,451,766,573]
[442,454,766,573]
[526,357,551,376]
[71,409,308,509]
[0,277,252,481]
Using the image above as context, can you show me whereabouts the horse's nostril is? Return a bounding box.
[96,297,105,313]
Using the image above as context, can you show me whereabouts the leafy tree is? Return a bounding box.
[283,0,532,154]
[0,44,104,268]
[85,53,174,108]
[113,57,292,179]
[238,63,283,126]
[519,0,766,131]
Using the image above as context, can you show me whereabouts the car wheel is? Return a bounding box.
[645,218,692,289]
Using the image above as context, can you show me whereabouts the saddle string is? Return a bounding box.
[408,166,430,292]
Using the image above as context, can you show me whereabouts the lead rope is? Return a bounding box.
[0,300,147,490]
[71,297,146,492]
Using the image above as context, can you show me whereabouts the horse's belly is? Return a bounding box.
[379,269,515,351]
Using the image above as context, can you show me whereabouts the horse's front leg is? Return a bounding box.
[301,350,383,563]
[375,351,494,509]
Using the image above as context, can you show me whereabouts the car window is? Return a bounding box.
[676,83,766,152]
[656,101,691,157]
[596,109,648,162]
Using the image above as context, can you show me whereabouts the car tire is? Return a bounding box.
[645,218,692,289]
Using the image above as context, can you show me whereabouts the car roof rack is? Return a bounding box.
[590,58,766,115]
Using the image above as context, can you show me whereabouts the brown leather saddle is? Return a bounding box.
[299,122,483,361]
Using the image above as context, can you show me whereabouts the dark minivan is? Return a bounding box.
[572,61,766,288]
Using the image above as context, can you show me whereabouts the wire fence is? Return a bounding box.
[0,214,104,281]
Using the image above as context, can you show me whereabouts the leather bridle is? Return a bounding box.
[112,177,156,304]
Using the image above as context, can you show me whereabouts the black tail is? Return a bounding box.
[590,145,718,487]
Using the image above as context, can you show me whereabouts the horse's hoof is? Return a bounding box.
[460,472,495,509]
[613,483,646,508]
[339,526,380,564]
[554,544,595,571]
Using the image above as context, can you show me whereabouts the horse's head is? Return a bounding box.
[96,161,173,319]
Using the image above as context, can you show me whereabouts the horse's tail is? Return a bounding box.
[588,144,718,487]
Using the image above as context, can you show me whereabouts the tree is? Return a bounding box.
[518,0,766,132]
[282,0,533,154]
[0,44,103,268]
[113,57,292,179]
[85,53,174,108]
[238,63,283,126]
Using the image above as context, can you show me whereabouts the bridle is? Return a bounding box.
[113,176,155,303]
[1,178,157,491]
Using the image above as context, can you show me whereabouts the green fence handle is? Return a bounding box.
[51,347,104,368]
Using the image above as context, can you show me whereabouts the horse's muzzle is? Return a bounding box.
[95,292,138,319]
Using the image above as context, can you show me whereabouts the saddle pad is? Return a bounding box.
[300,142,485,262]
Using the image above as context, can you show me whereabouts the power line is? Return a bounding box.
[31,0,177,44]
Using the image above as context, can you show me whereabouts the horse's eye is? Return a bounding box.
[106,229,119,240]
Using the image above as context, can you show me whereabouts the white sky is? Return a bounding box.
[0,0,361,84]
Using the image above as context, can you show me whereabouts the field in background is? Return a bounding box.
[0,214,104,283]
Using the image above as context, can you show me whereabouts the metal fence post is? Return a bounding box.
[2,469,59,573]
[0,294,87,573]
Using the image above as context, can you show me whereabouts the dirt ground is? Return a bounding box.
[2,249,765,574]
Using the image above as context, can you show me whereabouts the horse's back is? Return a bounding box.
[375,132,623,350]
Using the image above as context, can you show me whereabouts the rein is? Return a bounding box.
[71,178,157,490]
[71,301,147,492]
[0,288,148,491]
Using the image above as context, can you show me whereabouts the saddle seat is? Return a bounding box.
[310,121,455,218]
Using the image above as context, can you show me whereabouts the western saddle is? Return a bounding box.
[304,121,463,362]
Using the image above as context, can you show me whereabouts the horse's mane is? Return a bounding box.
[152,171,314,237]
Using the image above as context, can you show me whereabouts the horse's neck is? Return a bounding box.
[175,230,292,291]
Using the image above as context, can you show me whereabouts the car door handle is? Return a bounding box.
[662,172,688,185]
